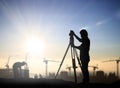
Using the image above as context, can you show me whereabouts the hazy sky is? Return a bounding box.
[0,0,120,77]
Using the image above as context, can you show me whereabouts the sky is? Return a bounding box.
[0,0,120,77]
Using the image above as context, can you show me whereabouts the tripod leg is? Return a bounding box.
[74,48,82,69]
[71,47,77,84]
[55,43,70,79]
[72,59,77,84]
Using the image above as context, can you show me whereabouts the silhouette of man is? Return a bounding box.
[71,29,90,84]
[13,61,27,78]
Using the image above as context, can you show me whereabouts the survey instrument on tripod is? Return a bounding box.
[55,30,82,84]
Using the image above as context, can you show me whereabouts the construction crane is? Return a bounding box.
[66,65,78,77]
[89,65,98,76]
[5,55,20,69]
[102,57,120,78]
[66,66,72,76]
[25,53,30,62]
[43,58,60,77]
[24,53,29,69]
[5,56,12,69]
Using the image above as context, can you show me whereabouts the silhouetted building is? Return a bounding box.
[96,70,106,83]
[0,69,13,78]
[96,70,104,77]
[48,72,55,79]
[34,74,38,79]
[107,72,118,83]
[60,71,68,80]
[22,69,29,78]
[39,74,43,78]
[0,68,29,78]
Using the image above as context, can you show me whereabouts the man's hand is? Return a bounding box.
[69,30,75,36]
[70,30,74,35]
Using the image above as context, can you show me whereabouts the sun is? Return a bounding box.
[26,36,45,55]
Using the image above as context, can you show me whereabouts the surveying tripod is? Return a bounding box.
[55,31,82,84]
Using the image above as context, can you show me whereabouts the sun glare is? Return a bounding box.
[26,36,45,55]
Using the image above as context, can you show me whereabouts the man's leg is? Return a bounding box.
[13,68,19,78]
[82,61,89,83]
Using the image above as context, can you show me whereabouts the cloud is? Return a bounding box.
[96,19,108,26]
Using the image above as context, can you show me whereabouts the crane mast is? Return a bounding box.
[43,58,60,77]
[102,57,120,78]
[5,56,11,69]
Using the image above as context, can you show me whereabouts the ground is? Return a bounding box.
[0,78,119,88]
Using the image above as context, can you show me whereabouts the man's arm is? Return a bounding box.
[74,33,82,42]
[71,30,82,42]
[71,43,80,50]
[73,45,80,50]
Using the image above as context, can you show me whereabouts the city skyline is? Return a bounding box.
[0,0,120,77]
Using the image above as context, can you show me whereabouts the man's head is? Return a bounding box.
[80,29,88,38]
[21,61,27,66]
